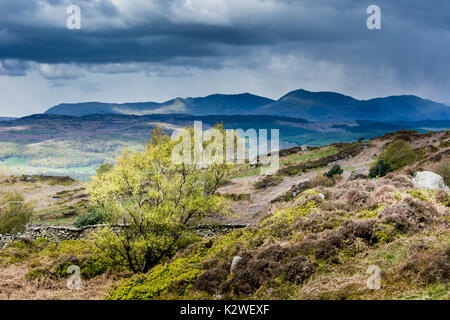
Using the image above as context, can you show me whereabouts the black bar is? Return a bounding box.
[0,300,446,319]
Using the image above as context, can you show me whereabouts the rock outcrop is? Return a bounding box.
[412,171,449,191]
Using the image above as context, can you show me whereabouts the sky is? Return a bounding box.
[0,0,449,117]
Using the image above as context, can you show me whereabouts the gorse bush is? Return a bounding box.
[0,191,33,235]
[369,160,393,179]
[379,139,417,170]
[75,209,106,228]
[323,165,343,179]
[89,126,233,273]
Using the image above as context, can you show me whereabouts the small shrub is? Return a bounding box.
[435,162,450,187]
[379,140,417,170]
[54,256,109,279]
[193,262,229,294]
[220,255,279,297]
[399,248,450,284]
[323,165,343,179]
[369,160,393,179]
[343,189,370,208]
[75,209,106,228]
[435,190,449,206]
[430,145,439,153]
[388,174,414,188]
[96,163,113,176]
[224,193,250,201]
[311,175,334,187]
[275,256,316,285]
[22,239,111,280]
[254,175,283,190]
[380,198,439,233]
[420,248,450,284]
[0,192,33,235]
[107,254,206,300]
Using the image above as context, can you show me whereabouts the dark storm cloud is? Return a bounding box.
[0,0,449,92]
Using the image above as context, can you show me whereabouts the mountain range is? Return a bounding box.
[0,117,16,121]
[45,93,274,118]
[45,89,450,122]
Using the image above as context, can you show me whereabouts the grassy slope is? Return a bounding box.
[0,175,90,226]
[107,130,450,300]
[108,186,449,300]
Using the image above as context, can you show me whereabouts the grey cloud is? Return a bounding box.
[0,0,449,102]
[37,63,85,80]
[0,59,30,76]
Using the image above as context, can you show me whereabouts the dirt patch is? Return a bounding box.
[216,172,315,225]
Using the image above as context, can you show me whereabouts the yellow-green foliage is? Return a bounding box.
[107,254,206,300]
[5,239,112,280]
[358,205,384,219]
[375,226,394,244]
[408,190,430,201]
[379,139,417,170]
[107,229,254,300]
[107,197,323,300]
[0,238,49,266]
[270,199,318,225]
[0,191,33,234]
[0,238,111,280]
[88,126,233,273]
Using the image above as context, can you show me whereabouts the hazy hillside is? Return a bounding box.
[0,117,15,121]
[255,89,450,121]
[45,93,274,117]
[44,89,450,122]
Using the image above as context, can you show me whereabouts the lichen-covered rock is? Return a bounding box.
[412,171,449,191]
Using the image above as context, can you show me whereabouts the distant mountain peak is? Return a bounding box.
[258,90,450,121]
[44,90,450,121]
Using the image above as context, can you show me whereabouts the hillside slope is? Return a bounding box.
[109,129,450,300]
[0,130,448,300]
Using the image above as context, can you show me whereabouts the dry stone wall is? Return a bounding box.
[0,224,245,248]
